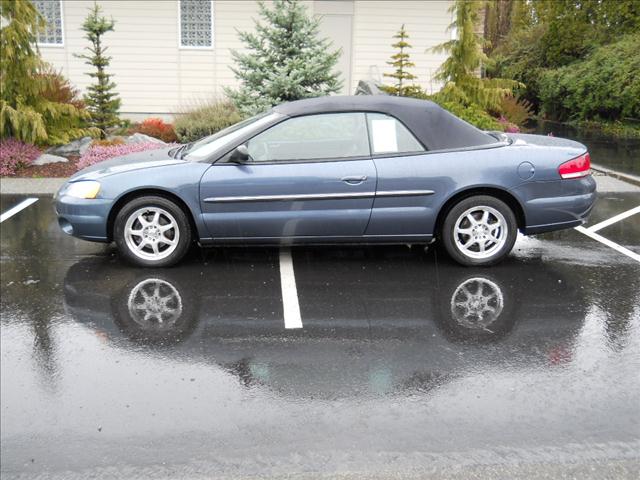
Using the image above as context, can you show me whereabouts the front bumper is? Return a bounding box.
[55,195,113,242]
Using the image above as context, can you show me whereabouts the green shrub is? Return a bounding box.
[398,87,502,131]
[488,24,548,110]
[574,120,640,140]
[0,1,95,145]
[436,100,503,131]
[538,34,640,122]
[174,101,242,143]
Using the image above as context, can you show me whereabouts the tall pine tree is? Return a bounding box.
[76,3,120,138]
[381,25,420,97]
[0,0,92,144]
[432,0,519,112]
[226,0,342,116]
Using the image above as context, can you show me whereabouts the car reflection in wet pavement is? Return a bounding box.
[63,253,589,399]
[1,194,639,479]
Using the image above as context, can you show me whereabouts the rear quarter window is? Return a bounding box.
[366,113,425,155]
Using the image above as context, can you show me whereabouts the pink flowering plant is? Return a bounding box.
[0,139,41,176]
[498,116,520,133]
[77,142,175,171]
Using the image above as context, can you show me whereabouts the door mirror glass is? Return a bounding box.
[228,144,250,163]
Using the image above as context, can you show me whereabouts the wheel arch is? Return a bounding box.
[434,186,526,239]
[106,188,199,242]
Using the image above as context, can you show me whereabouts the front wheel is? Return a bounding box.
[114,196,192,267]
[441,195,517,267]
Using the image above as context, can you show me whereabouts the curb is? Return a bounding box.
[0,178,66,196]
[591,164,640,188]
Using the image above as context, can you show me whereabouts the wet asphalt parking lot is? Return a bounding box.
[1,186,639,479]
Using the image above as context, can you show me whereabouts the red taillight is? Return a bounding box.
[558,152,591,179]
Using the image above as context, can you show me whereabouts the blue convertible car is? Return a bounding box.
[55,96,596,267]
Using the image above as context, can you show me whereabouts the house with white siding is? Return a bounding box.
[35,0,454,121]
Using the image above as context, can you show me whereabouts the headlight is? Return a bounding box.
[65,181,101,199]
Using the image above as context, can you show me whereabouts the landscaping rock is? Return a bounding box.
[125,133,166,145]
[79,138,93,155]
[47,136,93,156]
[33,153,69,166]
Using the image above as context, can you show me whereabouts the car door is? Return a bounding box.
[363,113,442,236]
[199,112,377,239]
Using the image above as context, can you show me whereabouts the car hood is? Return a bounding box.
[70,147,185,181]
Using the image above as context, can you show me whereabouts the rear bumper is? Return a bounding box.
[523,217,588,235]
[514,176,597,235]
[55,195,112,242]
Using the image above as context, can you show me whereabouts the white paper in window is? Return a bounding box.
[371,119,398,153]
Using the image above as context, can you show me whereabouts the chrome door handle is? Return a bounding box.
[341,175,368,184]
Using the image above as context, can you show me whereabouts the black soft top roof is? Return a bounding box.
[273,95,497,151]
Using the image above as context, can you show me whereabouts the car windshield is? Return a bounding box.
[183,111,281,161]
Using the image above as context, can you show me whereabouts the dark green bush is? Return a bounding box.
[402,87,503,131]
[488,24,548,109]
[434,99,502,131]
[174,100,242,143]
[538,34,640,121]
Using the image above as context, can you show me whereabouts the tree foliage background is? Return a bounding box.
[75,3,121,138]
[226,0,342,116]
[0,0,93,144]
[432,0,520,113]
[380,25,421,97]
[487,0,640,122]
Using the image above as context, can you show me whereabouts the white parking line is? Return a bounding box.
[0,198,39,223]
[279,248,303,329]
[586,205,640,233]
[575,226,640,263]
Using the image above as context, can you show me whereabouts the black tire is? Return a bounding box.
[441,195,517,267]
[114,195,192,267]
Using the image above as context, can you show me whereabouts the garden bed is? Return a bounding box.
[12,156,79,178]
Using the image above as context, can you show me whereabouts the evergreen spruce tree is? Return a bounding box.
[0,0,92,144]
[432,0,520,112]
[226,0,342,116]
[381,25,420,97]
[76,3,120,138]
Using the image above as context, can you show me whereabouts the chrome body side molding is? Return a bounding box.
[203,190,435,203]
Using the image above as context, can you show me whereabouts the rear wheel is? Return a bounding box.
[441,195,517,266]
[114,196,192,267]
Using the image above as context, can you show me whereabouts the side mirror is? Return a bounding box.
[228,144,249,163]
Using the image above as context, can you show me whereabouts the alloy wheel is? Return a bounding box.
[453,206,508,260]
[123,207,180,261]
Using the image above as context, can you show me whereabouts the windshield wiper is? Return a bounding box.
[168,145,180,158]
[179,142,194,159]
[169,143,190,159]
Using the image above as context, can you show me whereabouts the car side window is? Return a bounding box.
[366,113,425,155]
[246,113,370,162]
